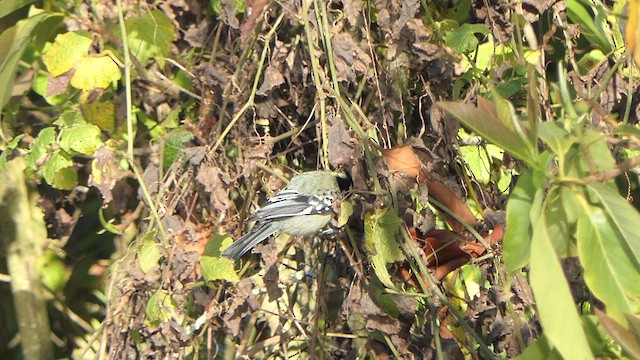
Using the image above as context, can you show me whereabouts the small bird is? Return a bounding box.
[222,170,352,260]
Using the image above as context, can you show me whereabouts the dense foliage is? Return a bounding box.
[1,0,639,359]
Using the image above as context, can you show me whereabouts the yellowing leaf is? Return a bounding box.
[59,122,103,154]
[43,31,92,76]
[364,208,403,288]
[145,290,177,326]
[138,230,162,273]
[70,55,121,90]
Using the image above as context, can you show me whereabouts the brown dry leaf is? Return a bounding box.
[47,71,72,96]
[195,164,233,212]
[223,278,259,335]
[89,146,127,204]
[256,239,283,302]
[344,0,363,27]
[332,33,372,83]
[256,66,285,96]
[327,114,357,168]
[424,178,477,232]
[241,0,268,43]
[382,144,427,181]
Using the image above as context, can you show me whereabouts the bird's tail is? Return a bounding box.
[222,223,279,260]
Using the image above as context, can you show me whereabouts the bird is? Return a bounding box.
[222,170,352,261]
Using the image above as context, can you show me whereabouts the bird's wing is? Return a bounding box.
[252,189,333,222]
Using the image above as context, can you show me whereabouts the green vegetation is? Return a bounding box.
[1,0,639,358]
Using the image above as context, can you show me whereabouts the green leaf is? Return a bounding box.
[42,150,77,190]
[613,124,640,138]
[55,109,85,127]
[437,100,534,164]
[0,0,36,18]
[98,207,123,235]
[566,0,612,53]
[0,10,63,109]
[70,55,121,90]
[530,214,593,360]
[120,10,176,65]
[512,334,562,360]
[445,23,489,54]
[596,310,640,359]
[586,183,640,261]
[38,250,70,292]
[544,188,576,257]
[42,31,92,76]
[27,127,55,170]
[138,230,162,273]
[364,208,403,289]
[538,121,576,158]
[367,280,399,318]
[59,122,103,155]
[145,290,177,326]
[201,234,239,283]
[577,204,640,326]
[162,129,194,171]
[0,134,25,170]
[504,168,544,272]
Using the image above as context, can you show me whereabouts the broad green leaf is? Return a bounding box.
[367,280,400,318]
[445,23,489,54]
[438,101,534,163]
[138,230,162,273]
[504,168,543,272]
[42,150,77,190]
[0,0,36,18]
[139,112,167,140]
[567,0,612,53]
[42,31,92,76]
[581,315,618,357]
[120,10,176,65]
[538,121,576,158]
[577,205,640,326]
[586,183,640,261]
[530,214,593,360]
[513,334,562,360]
[364,208,403,289]
[459,144,493,185]
[146,290,177,325]
[27,127,55,170]
[563,129,616,181]
[162,129,194,171]
[0,10,63,109]
[59,122,103,155]
[201,234,239,284]
[55,109,85,127]
[613,124,640,138]
[560,186,582,224]
[544,188,576,257]
[597,310,640,359]
[70,55,121,90]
